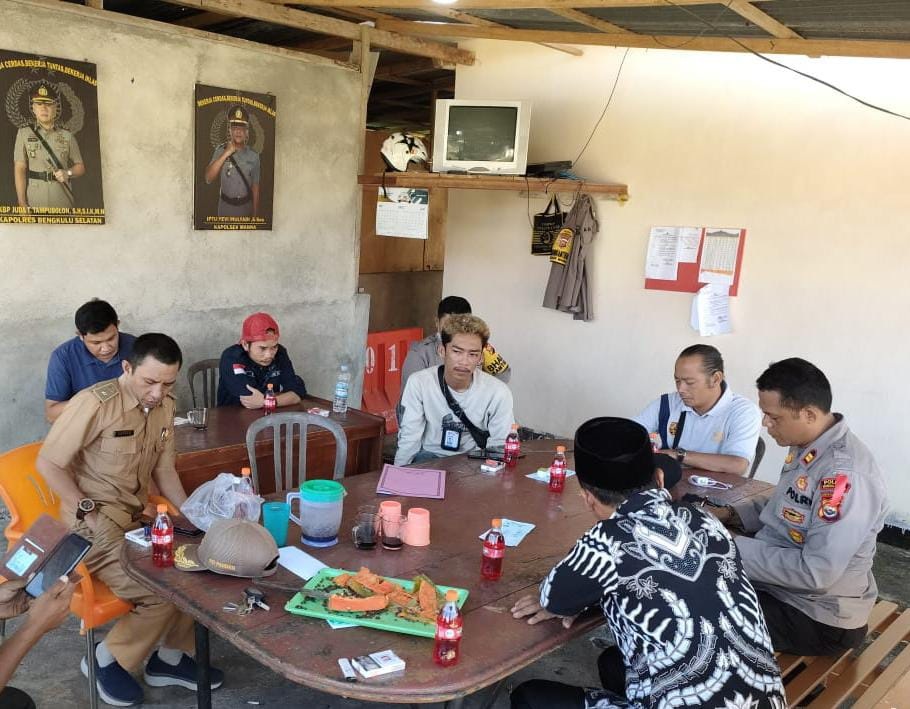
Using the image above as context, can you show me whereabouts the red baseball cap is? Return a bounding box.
[241,312,280,343]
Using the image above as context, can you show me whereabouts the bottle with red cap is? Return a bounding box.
[263,383,277,415]
[151,503,173,568]
[548,445,567,493]
[503,424,521,468]
[433,589,463,667]
[481,518,505,580]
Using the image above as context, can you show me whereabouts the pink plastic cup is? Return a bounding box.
[379,501,402,537]
[402,507,430,547]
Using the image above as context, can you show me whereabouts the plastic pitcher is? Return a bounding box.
[287,479,346,547]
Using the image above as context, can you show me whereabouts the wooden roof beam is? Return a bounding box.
[171,10,228,27]
[725,0,800,40]
[431,8,583,55]
[263,0,729,9]
[375,19,910,60]
[547,8,629,34]
[159,0,474,64]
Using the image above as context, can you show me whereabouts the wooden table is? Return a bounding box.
[123,441,772,708]
[175,398,385,495]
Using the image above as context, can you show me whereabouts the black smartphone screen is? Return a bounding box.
[25,533,91,598]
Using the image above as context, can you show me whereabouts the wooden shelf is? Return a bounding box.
[358,172,629,200]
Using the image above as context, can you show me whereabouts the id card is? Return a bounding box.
[440,423,462,451]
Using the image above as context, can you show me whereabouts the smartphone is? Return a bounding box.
[467,446,522,462]
[24,533,91,598]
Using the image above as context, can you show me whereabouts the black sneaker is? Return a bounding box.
[80,645,144,707]
[143,651,225,691]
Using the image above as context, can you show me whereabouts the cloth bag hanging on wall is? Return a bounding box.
[542,193,598,321]
[531,195,566,255]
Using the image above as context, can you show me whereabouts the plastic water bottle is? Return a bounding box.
[649,432,661,453]
[263,383,277,415]
[236,467,255,495]
[548,445,567,493]
[333,364,351,415]
[481,518,505,580]
[433,589,463,667]
[503,424,521,468]
[152,504,173,568]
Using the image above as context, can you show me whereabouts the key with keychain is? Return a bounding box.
[223,587,270,615]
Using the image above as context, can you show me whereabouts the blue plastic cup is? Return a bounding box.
[261,501,291,547]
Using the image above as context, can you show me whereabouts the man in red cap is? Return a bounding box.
[216,312,307,408]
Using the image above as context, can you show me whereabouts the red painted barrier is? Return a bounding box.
[363,327,423,434]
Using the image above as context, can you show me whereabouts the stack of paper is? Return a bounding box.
[690,282,732,336]
[376,464,446,499]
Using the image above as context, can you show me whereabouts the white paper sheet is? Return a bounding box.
[694,283,732,336]
[526,468,578,484]
[677,227,702,263]
[645,227,680,280]
[277,546,326,581]
[698,228,742,285]
[376,187,429,239]
[478,518,536,547]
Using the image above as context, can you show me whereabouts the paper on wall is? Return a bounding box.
[692,283,732,336]
[698,228,742,285]
[645,227,680,280]
[376,187,429,239]
[677,227,702,263]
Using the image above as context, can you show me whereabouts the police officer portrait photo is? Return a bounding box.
[193,84,276,231]
[0,50,105,225]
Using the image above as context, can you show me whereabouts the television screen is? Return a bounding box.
[445,106,518,163]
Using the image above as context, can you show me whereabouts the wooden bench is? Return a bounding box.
[777,600,910,707]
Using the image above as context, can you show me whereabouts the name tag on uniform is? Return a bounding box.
[440,421,462,451]
[113,430,134,438]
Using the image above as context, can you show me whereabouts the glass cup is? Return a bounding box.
[261,501,291,547]
[188,407,208,430]
[352,511,379,550]
[381,514,407,551]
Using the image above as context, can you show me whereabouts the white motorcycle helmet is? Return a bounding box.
[380,132,429,172]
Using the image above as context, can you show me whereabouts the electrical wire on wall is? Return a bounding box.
[662,0,910,122]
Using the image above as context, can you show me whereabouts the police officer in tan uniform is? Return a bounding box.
[204,104,260,218]
[37,333,224,706]
[12,82,85,210]
[712,358,887,656]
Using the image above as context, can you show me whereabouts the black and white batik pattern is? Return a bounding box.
[541,489,785,709]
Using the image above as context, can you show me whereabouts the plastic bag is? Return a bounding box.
[180,472,263,531]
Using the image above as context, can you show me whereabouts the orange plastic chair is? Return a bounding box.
[0,442,133,709]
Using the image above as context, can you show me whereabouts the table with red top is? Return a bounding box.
[124,440,772,708]
[174,397,385,495]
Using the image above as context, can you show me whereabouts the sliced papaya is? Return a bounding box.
[328,593,389,613]
[333,573,351,587]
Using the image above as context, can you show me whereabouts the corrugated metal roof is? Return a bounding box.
[755,0,910,41]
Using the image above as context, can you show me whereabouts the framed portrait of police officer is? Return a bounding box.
[0,50,105,225]
[194,84,276,230]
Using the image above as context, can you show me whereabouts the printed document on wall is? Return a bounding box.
[698,228,742,285]
[645,227,680,280]
[692,283,732,336]
[376,188,429,239]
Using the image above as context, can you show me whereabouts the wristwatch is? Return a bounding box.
[76,498,95,521]
[675,448,688,464]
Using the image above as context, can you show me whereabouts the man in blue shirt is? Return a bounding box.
[45,299,136,422]
[216,312,307,408]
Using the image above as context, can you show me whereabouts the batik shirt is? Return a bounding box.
[541,488,786,709]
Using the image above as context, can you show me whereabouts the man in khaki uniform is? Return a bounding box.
[37,333,223,707]
[13,82,85,210]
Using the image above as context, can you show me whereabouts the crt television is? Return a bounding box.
[432,99,531,175]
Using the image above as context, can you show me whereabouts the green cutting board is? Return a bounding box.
[285,568,469,638]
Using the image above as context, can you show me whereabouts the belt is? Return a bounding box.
[220,192,251,206]
[28,169,56,182]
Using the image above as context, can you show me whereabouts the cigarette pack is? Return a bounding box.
[351,649,406,678]
[124,528,152,548]
[480,459,505,473]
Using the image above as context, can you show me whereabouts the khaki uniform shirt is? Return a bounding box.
[732,415,887,628]
[40,375,176,530]
[13,124,83,209]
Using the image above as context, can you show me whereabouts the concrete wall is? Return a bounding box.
[444,40,910,525]
[0,0,368,450]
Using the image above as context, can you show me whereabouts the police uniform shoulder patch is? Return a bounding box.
[795,475,808,491]
[818,473,851,523]
[801,449,817,466]
[90,380,120,403]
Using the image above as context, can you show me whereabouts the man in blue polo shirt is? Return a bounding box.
[632,344,761,475]
[45,299,136,422]
[216,312,307,409]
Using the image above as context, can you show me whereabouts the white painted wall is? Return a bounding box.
[444,40,910,524]
[0,0,368,450]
